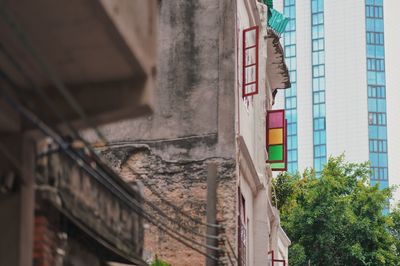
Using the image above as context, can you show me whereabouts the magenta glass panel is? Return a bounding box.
[268,111,284,128]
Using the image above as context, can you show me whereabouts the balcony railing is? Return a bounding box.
[36,142,144,263]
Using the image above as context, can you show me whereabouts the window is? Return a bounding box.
[284,0,298,172]
[365,1,388,185]
[368,112,386,126]
[367,58,385,71]
[366,32,384,45]
[267,110,287,171]
[242,26,259,97]
[311,0,326,175]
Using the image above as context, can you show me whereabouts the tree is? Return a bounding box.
[273,156,400,266]
[390,206,400,259]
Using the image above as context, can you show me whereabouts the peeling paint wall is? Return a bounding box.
[99,0,236,160]
[103,146,236,265]
[99,0,237,265]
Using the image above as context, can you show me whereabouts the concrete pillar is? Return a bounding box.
[0,136,34,266]
[20,136,35,266]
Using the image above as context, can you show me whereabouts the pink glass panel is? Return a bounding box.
[268,111,284,128]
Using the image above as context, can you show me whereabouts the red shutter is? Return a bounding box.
[242,26,259,98]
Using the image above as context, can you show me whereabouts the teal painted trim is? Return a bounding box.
[268,8,289,34]
[263,0,273,8]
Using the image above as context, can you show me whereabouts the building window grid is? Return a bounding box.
[365,1,388,183]
[366,32,384,45]
[368,112,387,126]
[368,85,386,98]
[311,0,326,174]
[367,58,385,71]
[284,0,298,172]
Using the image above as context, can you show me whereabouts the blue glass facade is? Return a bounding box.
[283,0,298,173]
[365,0,388,189]
[311,0,326,174]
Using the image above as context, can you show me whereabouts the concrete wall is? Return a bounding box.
[385,0,400,204]
[98,0,237,265]
[99,0,236,160]
[325,0,369,164]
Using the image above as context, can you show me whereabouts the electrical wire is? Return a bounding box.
[0,141,21,172]
[0,134,150,266]
[0,42,222,235]
[0,2,225,260]
[37,144,222,241]
[0,53,222,243]
[126,164,222,229]
[0,63,221,242]
[0,7,223,235]
[0,2,106,143]
[0,43,79,139]
[0,51,222,256]
[0,87,221,263]
[223,237,238,263]
[225,251,235,266]
[56,194,150,266]
[125,164,221,235]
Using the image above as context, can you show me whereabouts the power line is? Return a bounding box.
[0,141,21,172]
[0,4,224,232]
[223,237,238,263]
[56,194,150,266]
[0,52,222,250]
[0,67,221,243]
[1,28,224,235]
[0,2,106,142]
[127,164,222,229]
[0,48,222,242]
[0,87,222,263]
[0,2,226,260]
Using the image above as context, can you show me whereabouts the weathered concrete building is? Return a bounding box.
[98,0,290,265]
[0,0,157,265]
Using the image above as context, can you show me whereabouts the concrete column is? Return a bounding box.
[0,135,34,266]
[20,136,35,266]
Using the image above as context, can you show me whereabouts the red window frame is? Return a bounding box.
[268,250,287,266]
[242,26,259,98]
[238,189,247,266]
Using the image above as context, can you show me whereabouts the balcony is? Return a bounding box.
[36,142,144,264]
[0,0,157,133]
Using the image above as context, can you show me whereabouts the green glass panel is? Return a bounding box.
[268,145,283,161]
[271,162,285,170]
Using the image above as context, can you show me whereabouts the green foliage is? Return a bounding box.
[273,155,400,266]
[390,207,400,257]
[150,255,171,266]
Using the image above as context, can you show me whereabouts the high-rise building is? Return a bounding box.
[274,0,400,203]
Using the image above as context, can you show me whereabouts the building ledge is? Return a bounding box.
[237,135,264,195]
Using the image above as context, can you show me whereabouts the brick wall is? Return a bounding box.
[103,146,237,266]
[33,215,57,266]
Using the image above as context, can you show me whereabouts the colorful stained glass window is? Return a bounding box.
[266,110,287,171]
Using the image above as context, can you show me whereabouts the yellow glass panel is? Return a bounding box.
[268,128,283,145]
